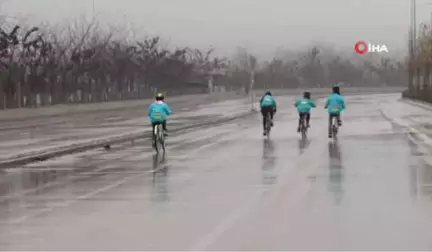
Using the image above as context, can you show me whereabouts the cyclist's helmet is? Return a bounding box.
[155,93,164,101]
[332,86,340,95]
[303,91,311,99]
[265,91,272,96]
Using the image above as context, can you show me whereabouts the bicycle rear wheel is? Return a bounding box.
[332,117,338,139]
[301,118,307,137]
[265,114,271,139]
[153,125,162,152]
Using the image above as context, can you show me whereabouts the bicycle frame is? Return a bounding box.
[331,116,339,139]
[300,114,308,136]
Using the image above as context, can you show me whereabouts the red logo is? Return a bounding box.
[354,41,368,54]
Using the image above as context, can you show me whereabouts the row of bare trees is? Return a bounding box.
[0,17,408,109]
[228,46,407,91]
[406,23,432,102]
[0,20,228,109]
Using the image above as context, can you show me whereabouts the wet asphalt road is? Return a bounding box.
[0,94,249,160]
[1,93,432,250]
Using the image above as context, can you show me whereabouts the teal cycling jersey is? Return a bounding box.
[325,93,345,114]
[148,101,172,123]
[260,94,277,108]
[295,98,316,113]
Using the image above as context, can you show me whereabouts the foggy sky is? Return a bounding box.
[2,0,429,58]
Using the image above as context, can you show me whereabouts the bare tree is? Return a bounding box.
[0,15,408,109]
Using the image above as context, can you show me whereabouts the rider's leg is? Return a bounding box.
[306,112,311,127]
[337,113,342,126]
[297,113,303,132]
[152,122,157,134]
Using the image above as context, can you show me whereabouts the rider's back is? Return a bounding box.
[260,94,276,107]
[326,93,345,114]
[148,101,172,122]
[295,98,316,113]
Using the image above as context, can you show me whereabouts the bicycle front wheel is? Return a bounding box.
[332,118,338,139]
[301,121,307,136]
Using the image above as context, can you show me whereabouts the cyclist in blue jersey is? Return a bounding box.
[295,91,316,132]
[324,86,345,138]
[148,93,172,137]
[259,91,277,136]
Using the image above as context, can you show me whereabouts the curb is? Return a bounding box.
[379,106,432,146]
[0,110,257,168]
[400,97,432,112]
[392,98,432,145]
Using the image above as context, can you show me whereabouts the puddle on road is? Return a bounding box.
[261,139,278,186]
[0,149,154,200]
[327,141,345,205]
[297,137,311,155]
[151,153,170,204]
[408,141,432,200]
[304,133,432,210]
[418,123,432,131]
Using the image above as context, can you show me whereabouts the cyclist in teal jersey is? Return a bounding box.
[324,86,346,138]
[148,93,172,136]
[259,91,277,136]
[294,91,316,132]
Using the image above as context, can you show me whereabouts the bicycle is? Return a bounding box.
[152,123,166,153]
[264,113,272,139]
[299,113,308,137]
[329,114,339,139]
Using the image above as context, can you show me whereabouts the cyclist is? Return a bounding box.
[148,93,172,139]
[259,91,277,136]
[324,86,345,138]
[294,91,316,132]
